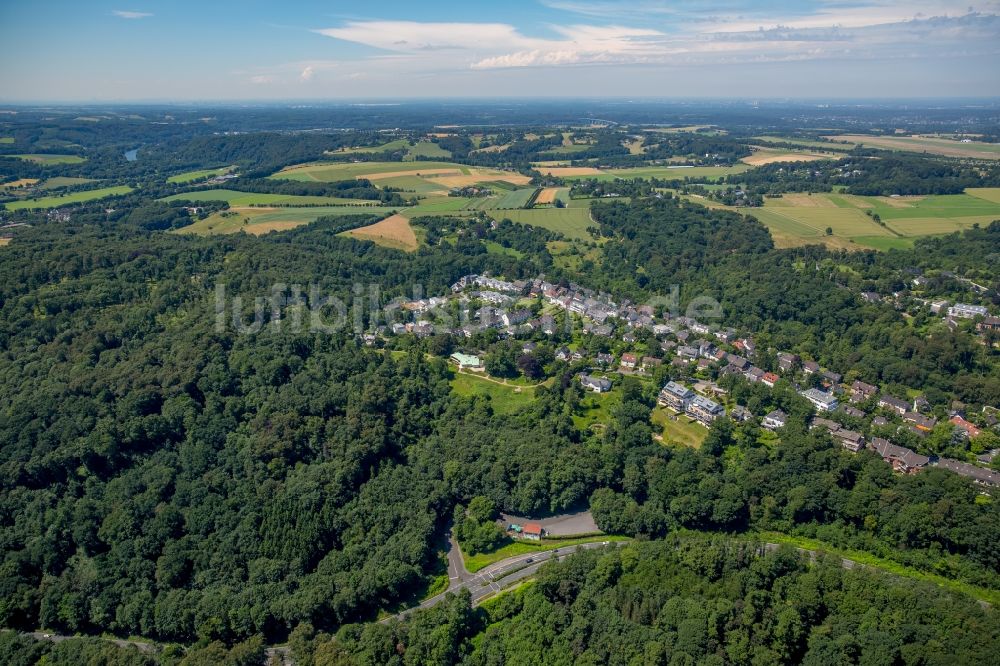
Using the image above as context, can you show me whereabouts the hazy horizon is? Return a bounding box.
[2,0,999,102]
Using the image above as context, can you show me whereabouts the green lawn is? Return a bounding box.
[463,536,628,573]
[757,531,1000,606]
[572,388,619,430]
[449,371,540,414]
[3,185,133,210]
[11,153,86,165]
[160,188,371,207]
[166,167,232,184]
[489,207,594,240]
[652,407,709,448]
[406,140,452,159]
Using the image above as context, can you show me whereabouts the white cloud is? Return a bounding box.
[112,10,152,19]
[300,65,315,82]
[314,21,530,52]
[250,75,273,85]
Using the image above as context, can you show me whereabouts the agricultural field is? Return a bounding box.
[342,214,419,251]
[968,188,1000,204]
[489,206,594,240]
[3,185,133,210]
[38,176,96,190]
[536,164,748,182]
[325,138,411,155]
[11,153,86,165]
[752,136,856,151]
[1,178,39,189]
[739,191,1000,250]
[534,187,567,205]
[176,205,396,236]
[741,147,836,166]
[406,140,451,159]
[494,187,539,209]
[166,167,232,184]
[824,134,1000,159]
[160,188,373,207]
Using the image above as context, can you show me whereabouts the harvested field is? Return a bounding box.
[824,134,1000,160]
[538,166,602,176]
[365,167,461,180]
[535,187,560,205]
[343,214,418,251]
[742,149,833,166]
[2,178,39,189]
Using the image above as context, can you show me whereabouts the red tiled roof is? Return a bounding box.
[523,522,543,535]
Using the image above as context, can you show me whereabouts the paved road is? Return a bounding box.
[388,539,620,621]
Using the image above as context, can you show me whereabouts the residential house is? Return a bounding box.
[903,412,937,432]
[935,459,1000,488]
[948,303,988,319]
[777,353,800,372]
[869,437,929,474]
[641,356,663,371]
[730,405,751,422]
[763,410,788,430]
[950,415,982,439]
[842,406,867,419]
[677,345,699,360]
[620,353,638,370]
[727,354,750,370]
[803,360,820,374]
[802,388,839,412]
[595,352,614,366]
[822,370,843,385]
[929,300,949,314]
[450,352,483,369]
[851,380,878,401]
[580,374,612,393]
[555,347,572,362]
[978,316,1000,332]
[762,372,779,388]
[686,394,725,425]
[746,367,766,383]
[522,523,544,541]
[872,416,889,427]
[833,429,865,453]
[878,395,909,416]
[659,381,694,411]
[912,396,930,413]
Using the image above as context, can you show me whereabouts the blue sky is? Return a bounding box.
[1,1,998,101]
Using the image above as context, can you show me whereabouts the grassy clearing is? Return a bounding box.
[11,153,86,165]
[967,187,1000,204]
[160,188,371,207]
[489,207,594,240]
[0,238,11,247]
[757,531,1000,606]
[342,213,419,251]
[652,407,709,448]
[166,167,232,184]
[326,138,411,155]
[406,140,452,159]
[463,536,628,573]
[731,191,1000,250]
[3,185,133,210]
[2,178,39,189]
[572,388,619,430]
[0,137,13,144]
[176,206,391,236]
[38,176,96,190]
[450,371,540,414]
[270,160,468,182]
[825,134,1000,160]
[752,136,856,151]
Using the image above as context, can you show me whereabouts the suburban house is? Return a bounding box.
[912,396,930,413]
[777,353,800,372]
[878,395,910,415]
[950,415,982,439]
[763,410,788,430]
[580,374,612,393]
[686,394,725,425]
[761,372,779,388]
[851,380,878,401]
[834,429,865,453]
[803,361,820,374]
[978,316,1000,332]
[903,412,937,432]
[450,352,483,369]
[659,381,694,411]
[869,437,929,474]
[641,356,663,371]
[596,352,614,366]
[948,303,989,319]
[936,459,1000,488]
[842,405,867,419]
[802,388,839,412]
[521,523,544,541]
[677,345,699,360]
[620,352,638,369]
[730,405,751,422]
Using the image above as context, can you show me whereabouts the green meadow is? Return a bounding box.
[11,153,86,165]
[270,160,469,182]
[176,205,396,236]
[160,188,373,207]
[166,167,232,184]
[3,185,133,210]
[489,206,594,240]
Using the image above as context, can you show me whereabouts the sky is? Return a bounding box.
[1,1,998,101]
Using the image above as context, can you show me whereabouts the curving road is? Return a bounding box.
[387,536,621,621]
